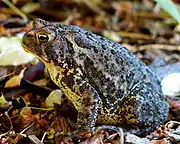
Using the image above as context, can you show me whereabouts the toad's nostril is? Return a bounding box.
[26,32,33,38]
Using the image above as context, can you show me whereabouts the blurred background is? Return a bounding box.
[1,0,180,46]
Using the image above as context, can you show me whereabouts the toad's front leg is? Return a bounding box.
[60,77,100,142]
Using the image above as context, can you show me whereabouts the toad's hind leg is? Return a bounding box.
[121,95,169,135]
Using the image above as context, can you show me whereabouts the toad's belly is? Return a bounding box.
[96,113,124,126]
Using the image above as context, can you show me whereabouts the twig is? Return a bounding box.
[28,135,44,144]
[0,70,15,82]
[41,132,47,143]
[0,111,13,137]
[117,31,152,40]
[128,44,180,53]
[82,0,102,13]
[20,122,34,135]
[134,11,171,19]
[108,128,124,144]
[41,121,55,143]
[26,106,54,111]
[2,0,28,23]
[137,44,180,52]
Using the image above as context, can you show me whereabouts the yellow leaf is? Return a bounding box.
[5,67,26,88]
[0,93,9,109]
[45,90,63,108]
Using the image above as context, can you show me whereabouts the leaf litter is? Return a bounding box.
[0,0,180,143]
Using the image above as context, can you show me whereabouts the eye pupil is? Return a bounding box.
[38,34,49,43]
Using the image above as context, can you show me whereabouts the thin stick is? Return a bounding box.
[2,0,28,23]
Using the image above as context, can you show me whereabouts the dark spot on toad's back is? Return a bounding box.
[104,55,109,61]
[102,44,107,50]
[115,57,122,65]
[110,49,116,55]
[115,89,124,99]
[74,36,91,49]
[92,46,98,53]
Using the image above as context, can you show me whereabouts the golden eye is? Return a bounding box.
[38,33,49,43]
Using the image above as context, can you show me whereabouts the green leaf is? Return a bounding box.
[0,94,9,110]
[155,0,180,22]
[45,90,63,108]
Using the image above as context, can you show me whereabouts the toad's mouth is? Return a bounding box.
[21,40,35,55]
[22,43,50,64]
[21,36,35,53]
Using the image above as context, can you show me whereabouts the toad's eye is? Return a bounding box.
[37,33,49,43]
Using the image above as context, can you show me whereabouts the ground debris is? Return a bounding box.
[0,0,180,143]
